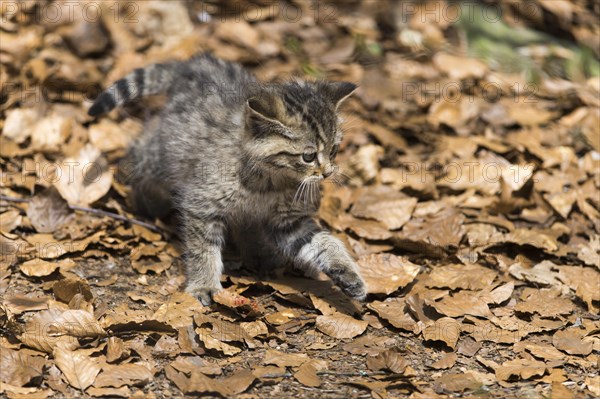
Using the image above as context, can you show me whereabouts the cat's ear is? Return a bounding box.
[246,90,287,125]
[322,81,357,108]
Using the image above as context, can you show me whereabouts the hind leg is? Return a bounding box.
[122,131,173,219]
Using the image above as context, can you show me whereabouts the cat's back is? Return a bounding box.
[168,54,257,111]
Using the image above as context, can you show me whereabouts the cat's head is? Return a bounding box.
[243,80,356,191]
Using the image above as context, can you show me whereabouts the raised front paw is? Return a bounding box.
[186,282,223,306]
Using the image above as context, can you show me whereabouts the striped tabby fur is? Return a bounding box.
[89,53,367,305]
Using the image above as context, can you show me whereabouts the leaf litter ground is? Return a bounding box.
[1,1,599,398]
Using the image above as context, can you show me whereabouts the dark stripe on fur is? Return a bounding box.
[88,91,116,117]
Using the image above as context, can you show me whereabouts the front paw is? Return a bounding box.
[334,270,367,301]
[186,283,222,306]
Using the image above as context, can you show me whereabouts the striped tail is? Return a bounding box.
[88,63,175,117]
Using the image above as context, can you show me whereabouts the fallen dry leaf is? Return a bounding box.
[53,347,101,390]
[366,349,409,373]
[316,312,368,339]
[495,358,547,381]
[20,309,105,353]
[26,188,74,233]
[0,348,47,387]
[358,253,420,295]
[552,328,594,356]
[422,318,461,349]
[53,144,113,206]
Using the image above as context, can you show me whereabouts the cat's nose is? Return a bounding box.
[322,164,335,178]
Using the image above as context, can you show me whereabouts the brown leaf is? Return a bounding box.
[366,349,408,373]
[433,372,483,392]
[347,218,393,240]
[212,289,263,317]
[20,309,105,353]
[552,328,594,356]
[514,288,574,318]
[422,318,461,349]
[53,144,113,206]
[430,352,457,370]
[93,363,153,388]
[425,264,497,291]
[557,266,600,309]
[293,359,327,387]
[106,337,127,363]
[358,253,420,295]
[165,365,254,396]
[433,53,488,80]
[20,258,76,278]
[263,349,309,368]
[0,209,22,233]
[367,298,419,333]
[395,204,465,250]
[26,188,73,233]
[152,292,203,329]
[350,187,417,230]
[429,291,492,318]
[170,356,221,376]
[0,348,46,387]
[3,294,49,314]
[53,278,93,303]
[495,358,546,381]
[53,347,101,390]
[316,312,368,339]
[86,386,131,398]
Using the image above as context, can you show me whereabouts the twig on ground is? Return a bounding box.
[0,195,162,232]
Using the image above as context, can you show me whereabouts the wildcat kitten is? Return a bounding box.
[89,53,367,305]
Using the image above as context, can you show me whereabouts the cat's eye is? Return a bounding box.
[302,152,317,163]
[330,144,339,158]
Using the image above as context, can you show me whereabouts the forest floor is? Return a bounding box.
[1,1,599,398]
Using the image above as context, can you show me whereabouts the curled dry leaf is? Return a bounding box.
[293,359,328,387]
[557,266,600,309]
[2,108,39,144]
[212,289,263,317]
[152,292,203,329]
[20,309,105,353]
[20,259,76,278]
[263,349,309,368]
[0,209,22,233]
[430,352,457,370]
[433,372,484,393]
[433,53,488,80]
[514,288,574,318]
[552,328,594,356]
[495,358,547,381]
[367,298,420,333]
[350,187,417,230]
[0,348,47,387]
[53,347,101,390]
[426,264,497,291]
[170,356,221,376]
[53,278,93,303]
[422,317,461,349]
[26,188,74,233]
[316,312,368,339]
[93,363,154,388]
[349,144,383,183]
[429,291,492,318]
[358,253,420,295]
[2,294,49,314]
[165,365,255,396]
[53,144,113,207]
[366,349,409,373]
